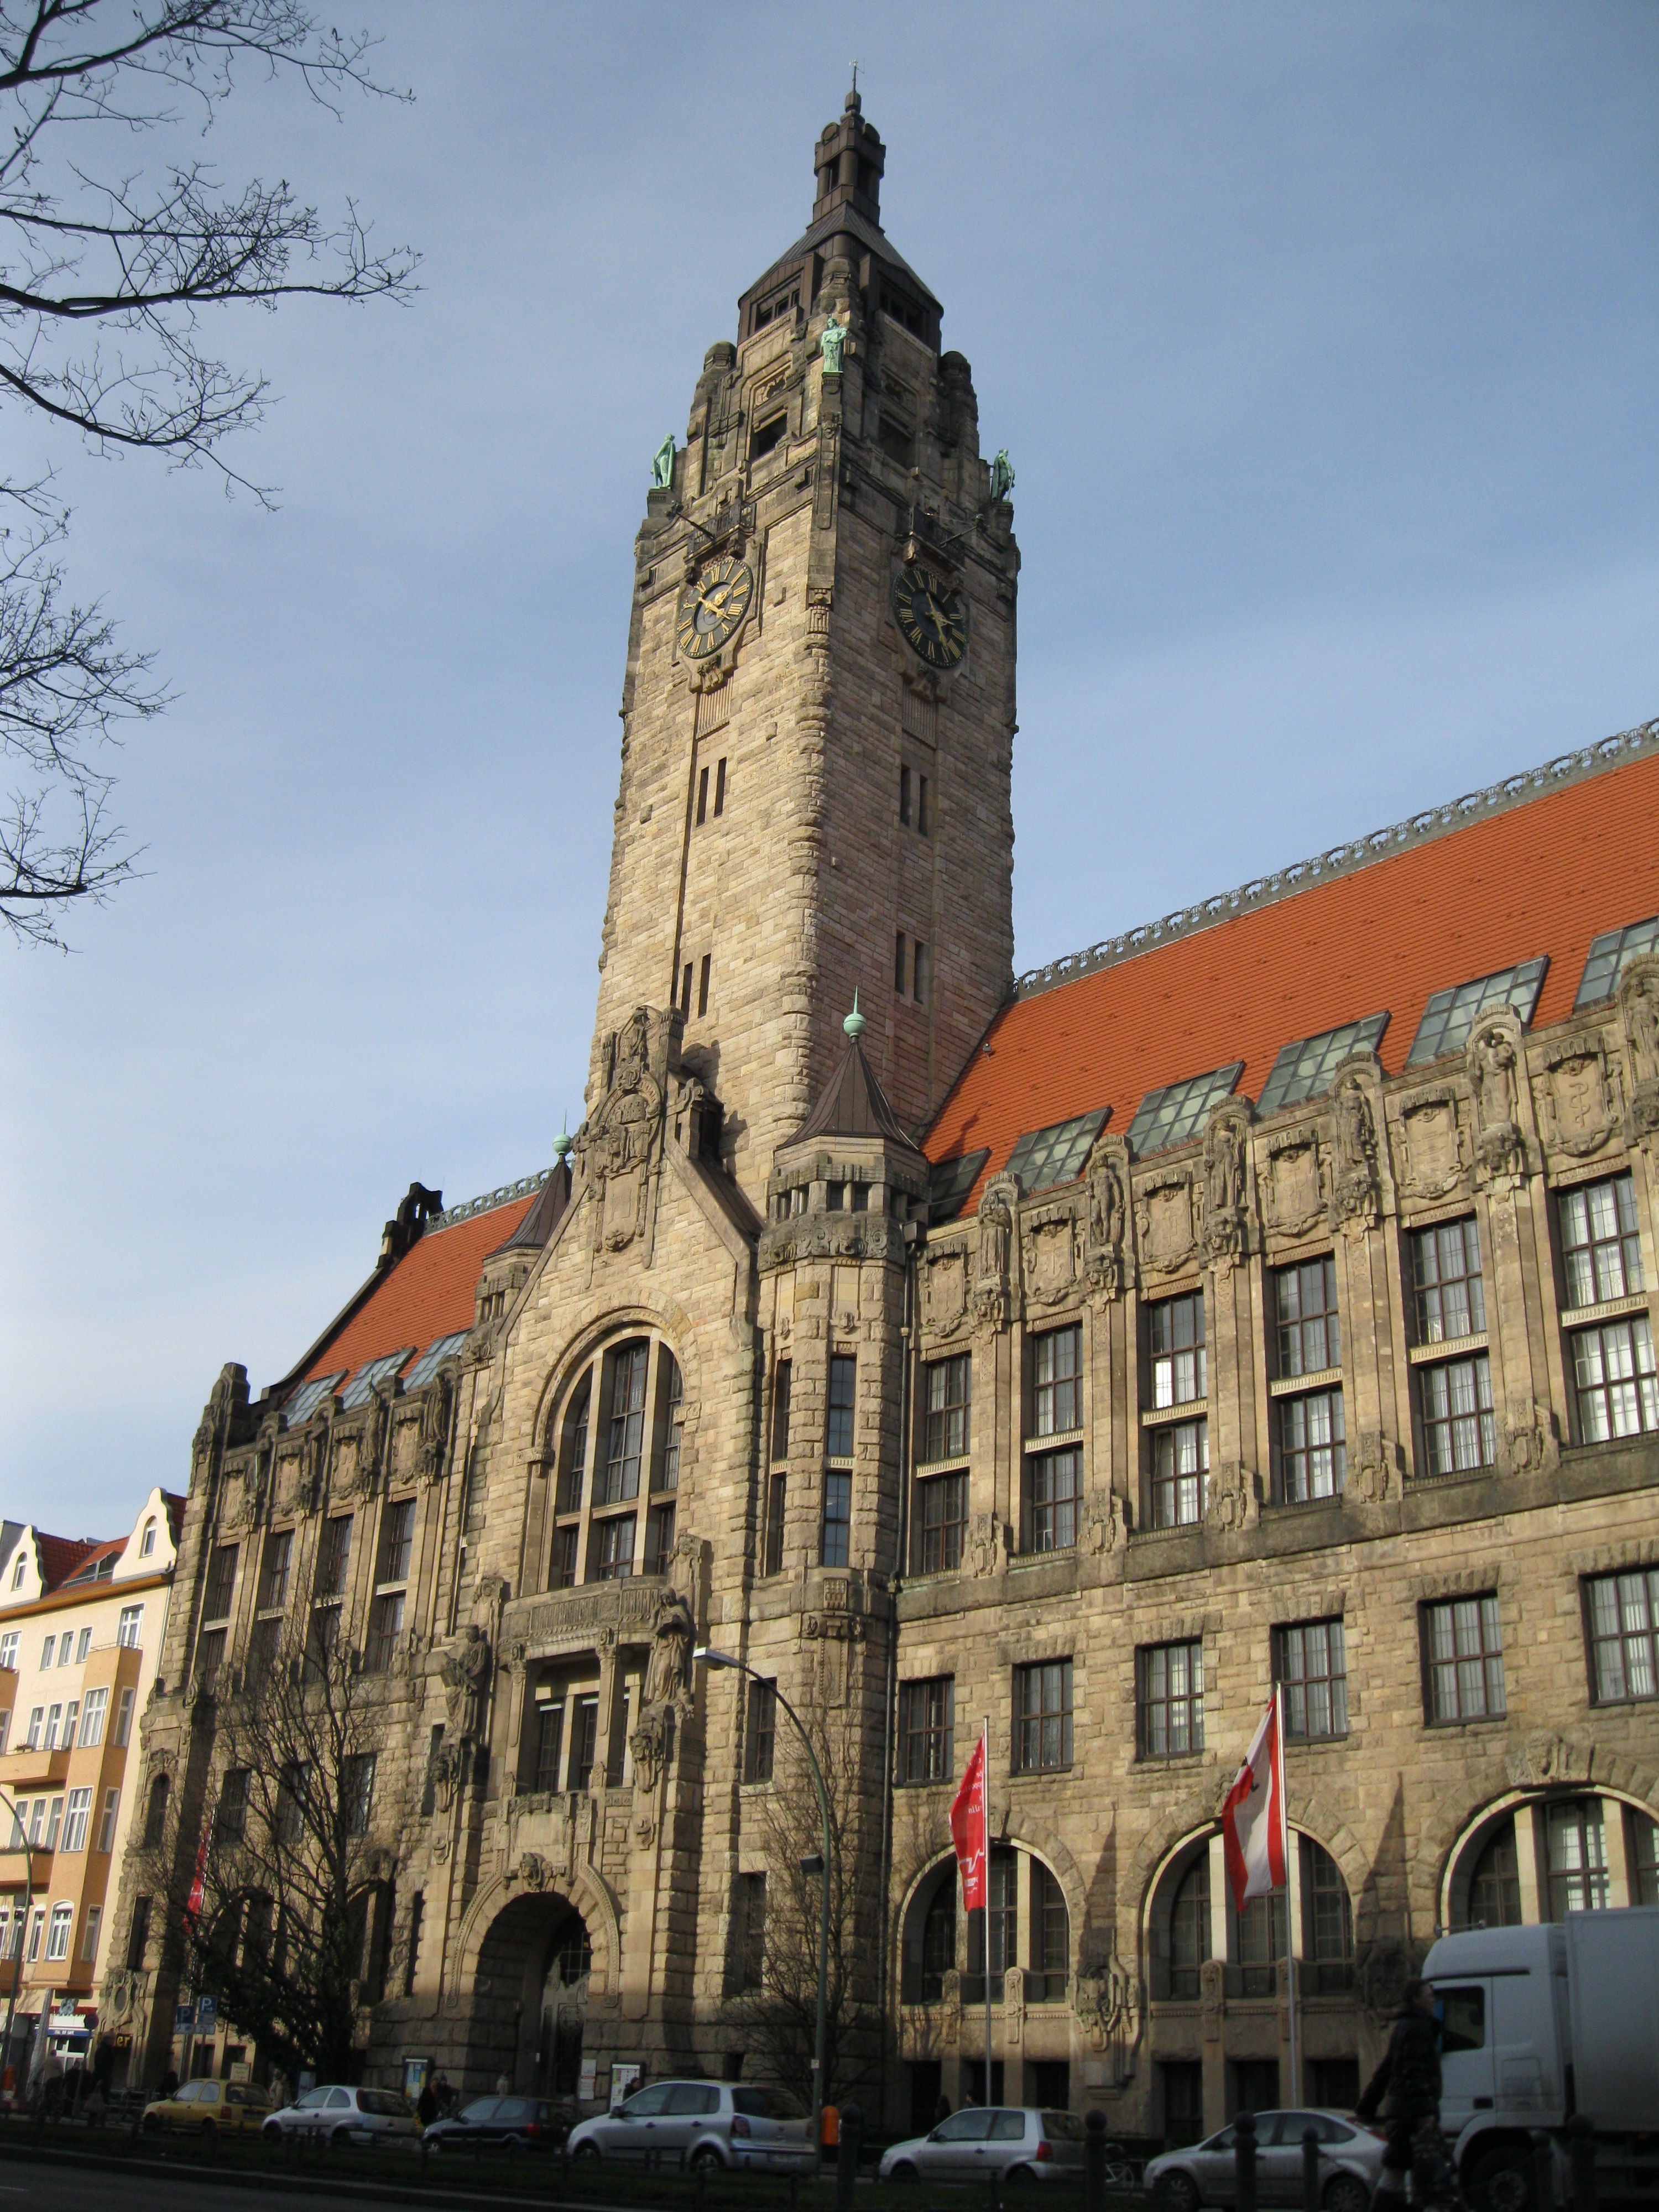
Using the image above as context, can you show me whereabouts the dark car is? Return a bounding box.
[421,2094,574,2154]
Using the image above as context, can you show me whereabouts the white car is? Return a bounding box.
[261,2083,420,2148]
[879,2107,1089,2184]
[1145,2109,1383,2212]
[566,2079,812,2171]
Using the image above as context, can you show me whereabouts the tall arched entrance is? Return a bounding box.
[471,1892,592,2095]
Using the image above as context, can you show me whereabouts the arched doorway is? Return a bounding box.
[472,1893,593,2095]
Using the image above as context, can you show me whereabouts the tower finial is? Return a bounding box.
[847,61,860,109]
[552,1115,572,1164]
[843,991,867,1041]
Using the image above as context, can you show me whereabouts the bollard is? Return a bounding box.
[1085,2109,1108,2212]
[1234,2111,1258,2212]
[836,2103,863,2212]
[1302,2127,1321,2212]
[1569,2115,1598,2212]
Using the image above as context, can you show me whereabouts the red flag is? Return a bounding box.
[950,1730,988,1911]
[1220,1692,1286,1910]
[184,1816,212,1929]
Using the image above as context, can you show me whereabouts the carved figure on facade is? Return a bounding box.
[1263,1129,1327,1241]
[1083,1141,1129,1303]
[1021,1202,1078,1309]
[1330,1072,1381,1230]
[1468,1021,1527,1187]
[1202,1111,1247,1267]
[1619,956,1659,1140]
[420,1368,455,1483]
[629,1711,668,1794]
[1506,1730,1593,1787]
[1074,1932,1139,2054]
[1353,1431,1402,1504]
[1205,1460,1259,1534]
[1535,1037,1619,1160]
[441,1625,492,1745]
[920,1244,969,1340]
[577,1008,668,1254]
[1504,1399,1559,1477]
[968,1511,1009,1579]
[1134,1171,1199,1279]
[429,1737,461,1814]
[643,1589,695,1712]
[1084,1489,1125,1554]
[974,1175,1018,1331]
[1392,1090,1465,1201]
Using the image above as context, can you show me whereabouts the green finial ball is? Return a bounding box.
[553,1123,572,1162]
[844,992,867,1041]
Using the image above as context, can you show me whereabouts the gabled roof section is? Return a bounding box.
[491,1161,572,1254]
[927,722,1659,1211]
[791,1034,919,1152]
[36,1536,102,1592]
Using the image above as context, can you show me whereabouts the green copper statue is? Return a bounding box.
[650,435,675,489]
[989,448,1015,503]
[819,317,847,375]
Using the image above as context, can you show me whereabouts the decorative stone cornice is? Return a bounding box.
[1014,718,1659,1000]
[431,1170,551,1230]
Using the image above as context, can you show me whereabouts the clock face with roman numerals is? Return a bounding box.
[677,557,755,660]
[893,561,967,669]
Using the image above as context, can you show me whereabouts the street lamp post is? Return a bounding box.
[693,1646,832,2150]
[0,1789,37,2111]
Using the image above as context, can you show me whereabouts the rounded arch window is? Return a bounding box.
[901,1847,1069,2005]
[1150,1830,1352,2000]
[1150,1837,1211,2000]
[1449,1794,1659,1929]
[545,1334,685,1590]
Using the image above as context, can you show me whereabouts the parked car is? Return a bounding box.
[142,2079,274,2135]
[878,2107,1088,2184]
[260,2083,420,2148]
[420,2094,575,2154]
[1145,2110,1383,2212]
[566,2079,812,2171]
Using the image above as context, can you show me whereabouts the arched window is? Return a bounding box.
[141,1772,169,1849]
[1299,1838,1354,1992]
[905,1848,1066,2005]
[1151,1841,1211,2000]
[1546,1799,1609,1915]
[1452,1798,1659,1928]
[1231,1890,1285,1997]
[544,1334,685,1590]
[549,1907,592,1987]
[921,1869,956,2000]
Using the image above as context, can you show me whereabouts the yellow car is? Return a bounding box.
[143,2078,274,2135]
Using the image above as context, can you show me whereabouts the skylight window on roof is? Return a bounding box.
[339,1349,415,1411]
[1577,916,1659,1008]
[405,1332,469,1390]
[283,1373,345,1427]
[1126,1065,1244,1157]
[927,1150,990,1225]
[1258,1013,1390,1116]
[1406,958,1547,1068]
[1005,1109,1109,1194]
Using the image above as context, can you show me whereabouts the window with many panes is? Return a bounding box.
[1276,1256,1340,1375]
[545,1334,682,1589]
[1139,1640,1203,1756]
[1412,1217,1487,1342]
[1545,1798,1607,1914]
[1585,1568,1659,1702]
[924,1354,971,1461]
[1024,1447,1080,1553]
[1150,1293,1206,1405]
[1423,1594,1505,1721]
[1032,1324,1082,1436]
[1013,1659,1072,1772]
[1577,916,1659,1006]
[1151,1419,1208,1527]
[599,1343,649,1505]
[827,1354,856,1460]
[589,1514,634,1582]
[1005,1112,1108,1194]
[1030,1861,1070,2000]
[1420,1353,1496,1474]
[915,1472,967,1574]
[771,1359,792,1462]
[1406,958,1547,1066]
[820,1471,852,1567]
[202,1542,238,1625]
[744,1679,776,1783]
[1276,1389,1345,1502]
[1258,1015,1389,1114]
[898,1677,954,1784]
[1560,1173,1645,1306]
[764,1471,787,1577]
[257,1529,292,1612]
[1275,1619,1348,1738]
[1300,1837,1354,1992]
[966,1849,1018,1997]
[1571,1316,1659,1442]
[1165,1851,1209,1999]
[1127,1066,1243,1156]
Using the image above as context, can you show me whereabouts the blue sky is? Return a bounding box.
[4,1,1656,1534]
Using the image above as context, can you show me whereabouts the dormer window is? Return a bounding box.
[752,284,800,333]
[139,1521,156,1559]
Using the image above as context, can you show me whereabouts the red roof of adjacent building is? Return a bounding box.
[34,1535,104,1590]
[925,741,1659,1206]
[296,1194,538,1389]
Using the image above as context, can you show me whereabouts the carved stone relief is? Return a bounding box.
[1022,1202,1079,1309]
[968,1511,1009,1578]
[920,1244,969,1340]
[1504,1399,1559,1477]
[1329,1070,1382,1232]
[1083,1137,1130,1303]
[1506,1730,1593,1788]
[1205,1460,1259,1534]
[1534,1037,1620,1160]
[973,1173,1019,1332]
[1468,1019,1528,1187]
[575,1006,667,1255]
[1352,1431,1403,1504]
[1135,1171,1199,1280]
[1262,1129,1326,1240]
[1619,955,1659,1141]
[1202,1110,1249,1267]
[1083,1489,1124,1554]
[1392,1091,1465,1201]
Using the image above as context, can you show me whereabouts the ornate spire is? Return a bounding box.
[844,991,867,1041]
[812,85,885,228]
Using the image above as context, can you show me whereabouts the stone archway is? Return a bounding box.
[471,1891,593,2096]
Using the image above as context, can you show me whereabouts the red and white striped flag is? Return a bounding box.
[1221,1691,1287,1908]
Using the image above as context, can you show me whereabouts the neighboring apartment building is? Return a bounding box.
[0,1495,178,2088]
[105,93,1659,2146]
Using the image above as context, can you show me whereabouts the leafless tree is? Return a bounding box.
[167,1632,400,2083]
[723,1707,886,2107]
[0,1,418,947]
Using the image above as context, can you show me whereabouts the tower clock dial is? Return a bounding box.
[677,556,755,660]
[893,561,967,669]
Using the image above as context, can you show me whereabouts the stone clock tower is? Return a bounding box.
[592,87,1019,1193]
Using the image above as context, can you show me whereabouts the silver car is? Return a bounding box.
[879,2107,1088,2184]
[1145,2109,1383,2212]
[566,2079,812,2171]
[261,2083,420,2148]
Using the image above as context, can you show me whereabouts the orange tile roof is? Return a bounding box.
[926,745,1659,1206]
[298,1195,537,1389]
[34,1536,103,1592]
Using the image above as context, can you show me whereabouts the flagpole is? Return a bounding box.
[982,1717,992,2107]
[1277,1689,1298,2107]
